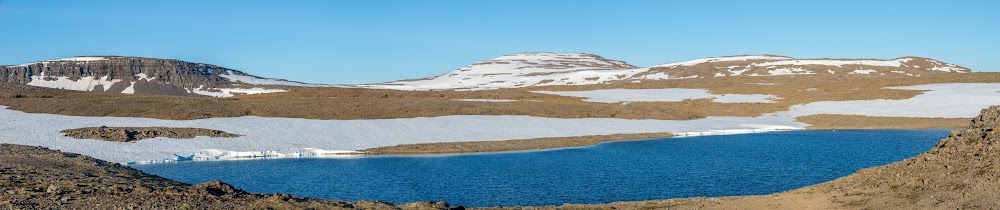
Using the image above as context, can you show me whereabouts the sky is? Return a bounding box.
[1,0,998,84]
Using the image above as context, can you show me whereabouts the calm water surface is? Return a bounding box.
[134,129,947,207]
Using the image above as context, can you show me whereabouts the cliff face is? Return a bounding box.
[0,56,309,97]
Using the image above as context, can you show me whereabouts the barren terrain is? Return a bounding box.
[0,144,461,209]
[4,73,1000,126]
[360,133,672,155]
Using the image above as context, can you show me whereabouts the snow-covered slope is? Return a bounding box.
[362,53,972,91]
[360,53,643,90]
[1,56,316,97]
[639,55,971,79]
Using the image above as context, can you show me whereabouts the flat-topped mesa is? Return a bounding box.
[0,56,313,97]
[365,52,644,90]
[638,55,971,79]
[363,53,971,91]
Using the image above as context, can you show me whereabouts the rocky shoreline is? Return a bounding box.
[359,133,673,155]
[0,143,464,209]
[483,106,1000,209]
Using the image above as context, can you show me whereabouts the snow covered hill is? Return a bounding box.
[362,53,971,91]
[2,53,972,95]
[0,56,316,97]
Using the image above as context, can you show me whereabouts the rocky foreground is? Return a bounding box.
[488,106,1000,209]
[0,144,462,210]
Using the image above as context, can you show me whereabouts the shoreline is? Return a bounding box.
[129,126,956,165]
[128,126,794,164]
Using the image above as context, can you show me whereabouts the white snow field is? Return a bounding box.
[186,85,287,97]
[784,83,1000,118]
[360,53,648,91]
[0,107,803,164]
[532,89,780,103]
[2,83,999,164]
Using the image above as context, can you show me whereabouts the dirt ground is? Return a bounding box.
[3,73,1000,124]
[360,133,673,155]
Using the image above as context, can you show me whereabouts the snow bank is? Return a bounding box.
[187,85,287,97]
[783,83,1000,118]
[532,89,780,103]
[4,83,999,164]
[26,73,121,91]
[0,106,803,164]
[849,69,877,74]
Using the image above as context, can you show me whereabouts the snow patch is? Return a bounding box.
[849,69,878,74]
[783,83,1000,118]
[27,72,121,91]
[767,68,815,75]
[54,57,107,62]
[0,106,803,164]
[756,59,906,67]
[188,85,287,97]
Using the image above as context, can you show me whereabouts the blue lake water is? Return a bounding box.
[133,129,948,207]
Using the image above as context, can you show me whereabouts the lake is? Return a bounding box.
[133,129,947,207]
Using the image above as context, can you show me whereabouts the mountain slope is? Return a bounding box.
[364,53,971,91]
[639,55,970,79]
[361,52,643,90]
[0,56,314,97]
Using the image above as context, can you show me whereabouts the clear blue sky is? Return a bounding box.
[1,0,997,84]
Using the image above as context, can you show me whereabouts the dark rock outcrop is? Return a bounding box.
[0,56,307,96]
[62,126,241,142]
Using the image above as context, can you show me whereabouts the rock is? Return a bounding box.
[46,184,59,193]
[0,56,293,96]
[192,180,243,197]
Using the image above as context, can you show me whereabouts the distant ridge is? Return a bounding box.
[0,56,315,97]
[362,53,971,91]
